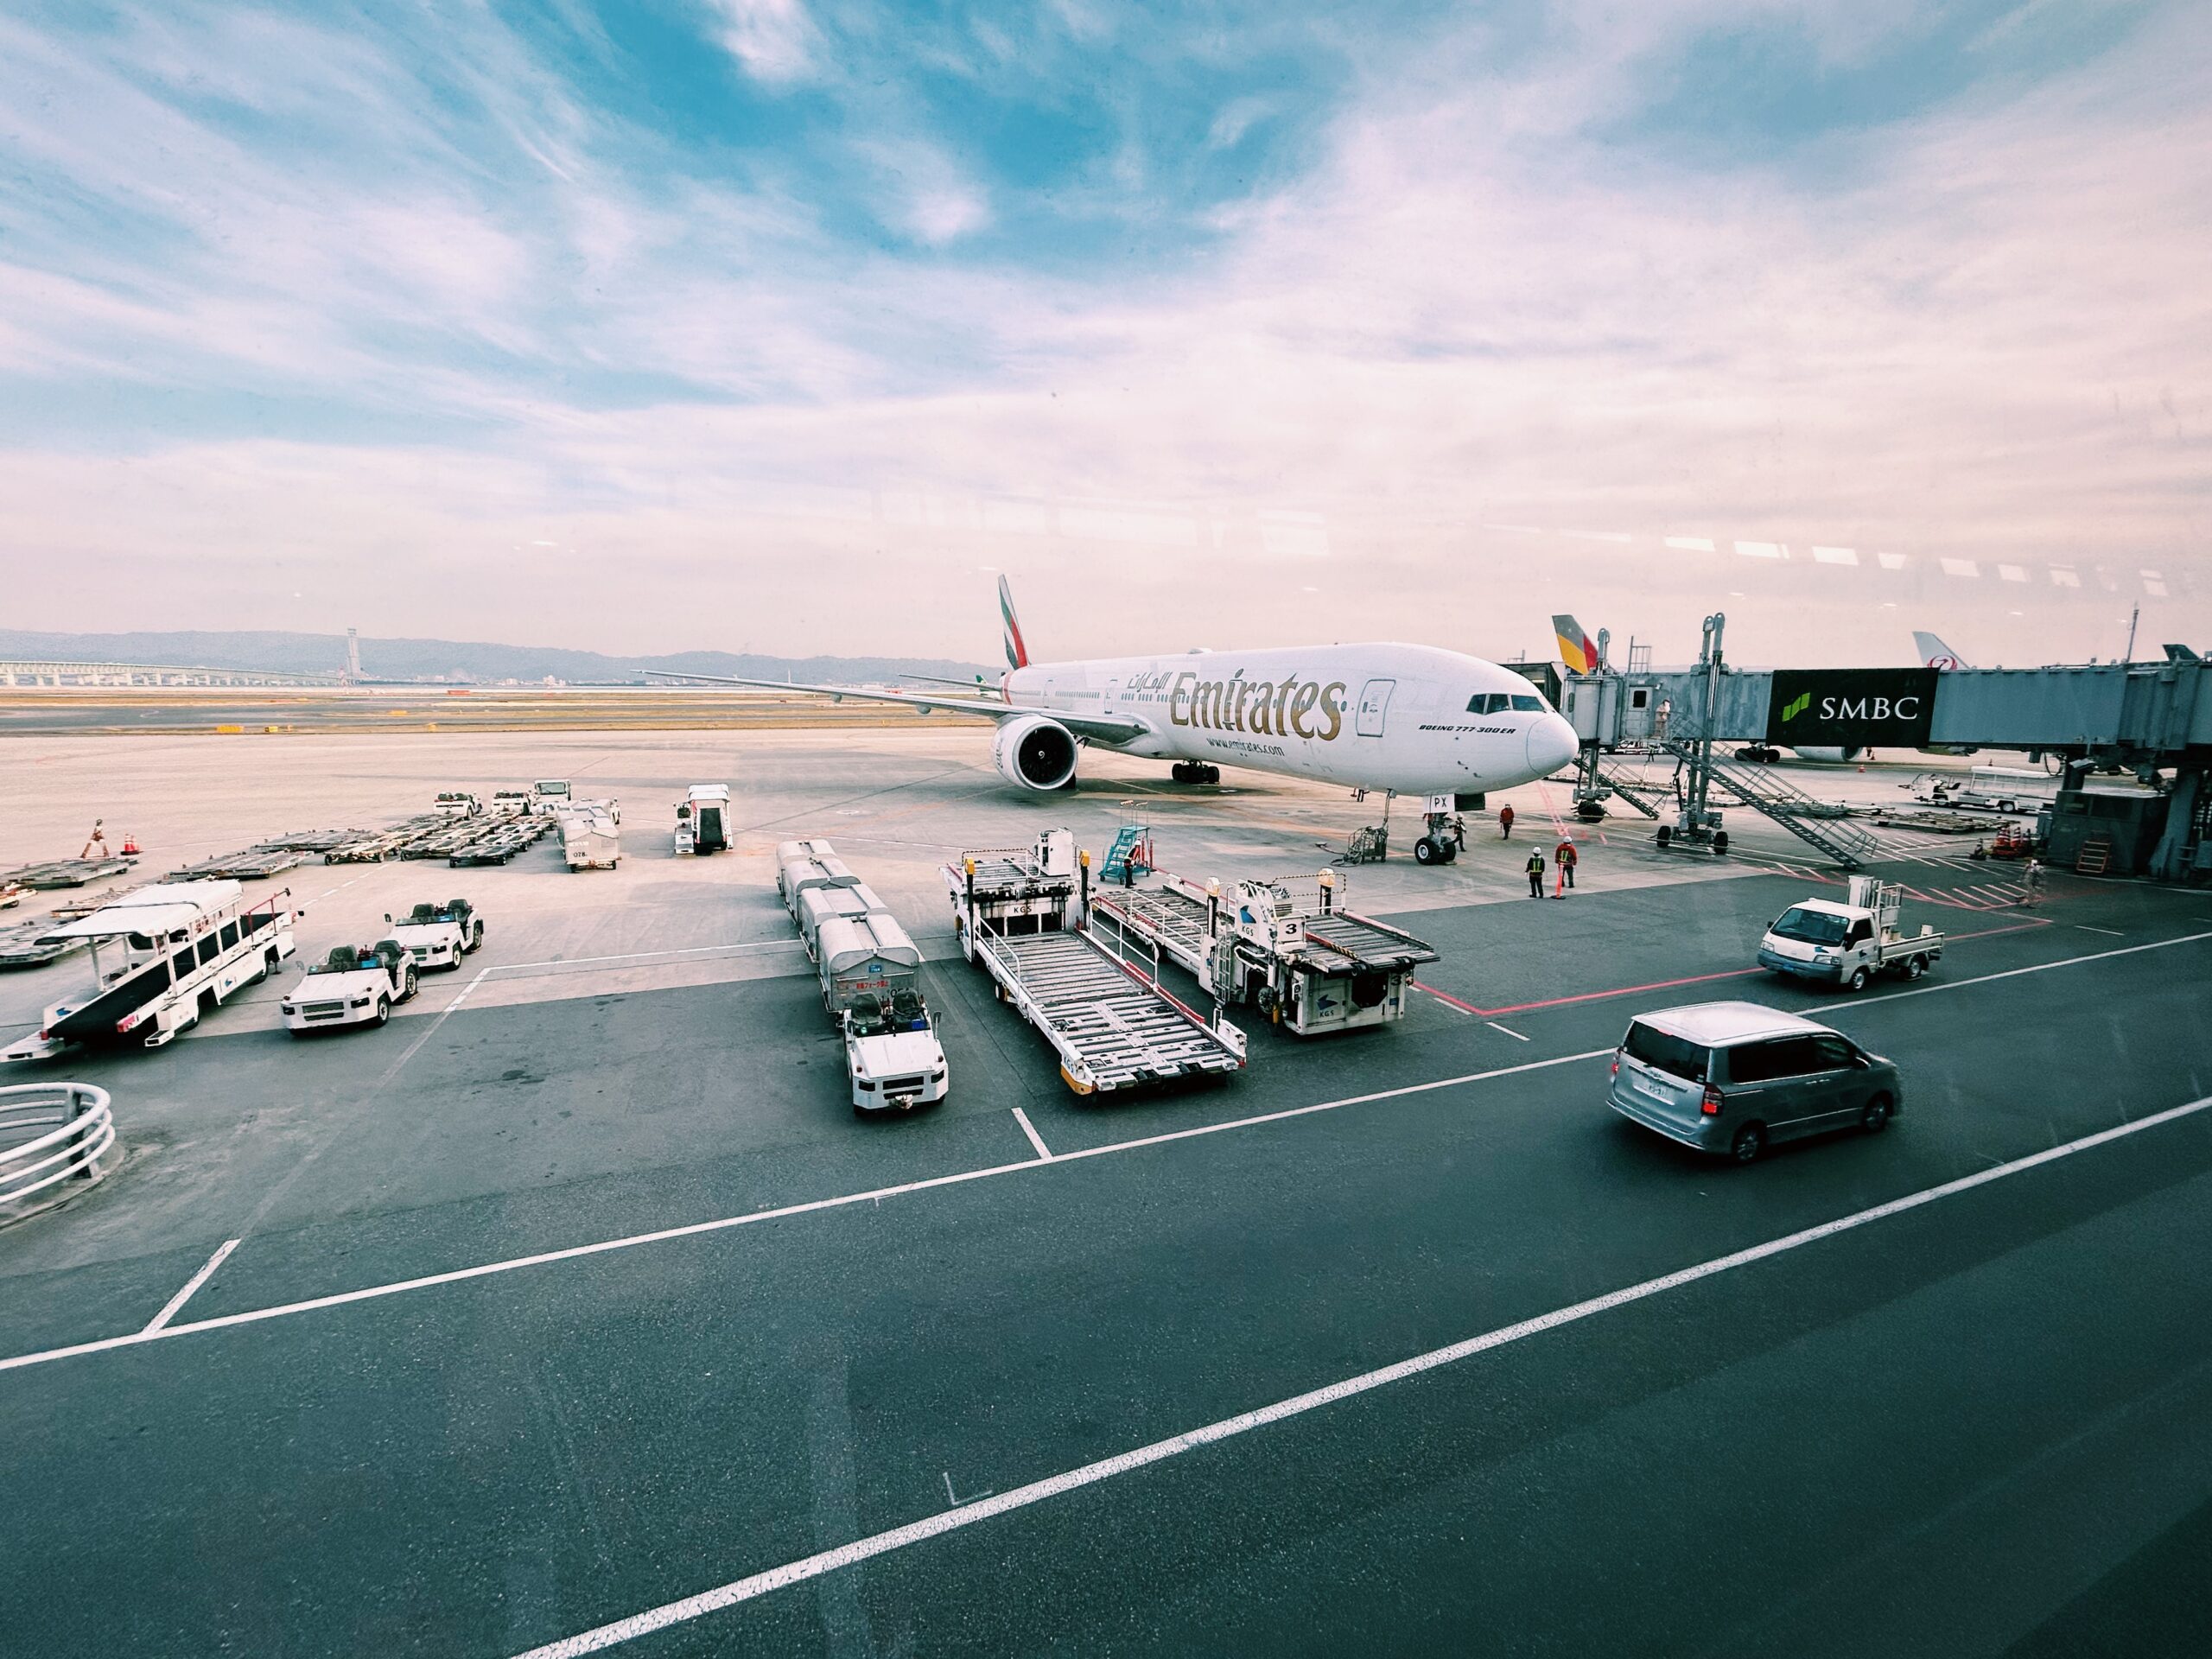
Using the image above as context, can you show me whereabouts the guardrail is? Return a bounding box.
[0,1083,115,1207]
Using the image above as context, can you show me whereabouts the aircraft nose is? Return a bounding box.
[1527,713,1578,777]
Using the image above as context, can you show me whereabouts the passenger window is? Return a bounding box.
[198,935,220,965]
[1730,1038,1816,1083]
[1510,694,1542,711]
[1810,1035,1856,1071]
[1846,918,1872,944]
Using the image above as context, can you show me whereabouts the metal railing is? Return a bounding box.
[0,1083,115,1207]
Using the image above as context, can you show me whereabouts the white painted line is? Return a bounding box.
[9,928,2209,1378]
[1012,1108,1053,1161]
[143,1239,239,1334]
[1815,929,2212,1016]
[508,1090,2212,1658]
[2075,925,2124,938]
[0,1046,1613,1376]
[1484,1021,1529,1042]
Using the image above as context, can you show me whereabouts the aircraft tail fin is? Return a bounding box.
[1914,630,1967,669]
[999,575,1029,671]
[1552,613,1600,674]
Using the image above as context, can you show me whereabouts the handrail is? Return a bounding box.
[0,1082,114,1206]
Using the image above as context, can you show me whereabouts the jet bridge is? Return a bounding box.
[1561,620,2212,877]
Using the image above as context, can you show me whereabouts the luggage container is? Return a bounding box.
[558,804,622,870]
[780,854,863,917]
[774,839,839,895]
[797,880,887,959]
[816,912,922,1018]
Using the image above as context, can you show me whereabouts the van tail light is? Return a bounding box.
[1610,1057,1619,1077]
[1701,1085,1724,1116]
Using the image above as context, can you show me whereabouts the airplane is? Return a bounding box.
[1914,630,1966,671]
[651,577,1580,866]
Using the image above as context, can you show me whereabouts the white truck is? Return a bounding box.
[674,785,731,855]
[841,987,950,1116]
[281,939,419,1034]
[384,899,485,970]
[1758,876,1944,992]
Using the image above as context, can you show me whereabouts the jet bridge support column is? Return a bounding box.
[1655,613,1730,856]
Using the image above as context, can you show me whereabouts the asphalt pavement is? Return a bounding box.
[3,864,2209,1656]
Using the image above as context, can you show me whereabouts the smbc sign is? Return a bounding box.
[1765,668,1938,747]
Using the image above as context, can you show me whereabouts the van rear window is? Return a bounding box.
[1624,1022,1710,1084]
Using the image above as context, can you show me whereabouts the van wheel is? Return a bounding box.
[1730,1124,1765,1164]
[1861,1096,1892,1135]
[1847,966,1870,993]
[1904,956,1926,980]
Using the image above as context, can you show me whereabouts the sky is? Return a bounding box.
[0,0,2206,669]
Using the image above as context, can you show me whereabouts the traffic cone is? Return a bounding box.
[121,831,141,855]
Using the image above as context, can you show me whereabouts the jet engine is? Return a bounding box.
[992,715,1080,791]
[1789,746,1865,764]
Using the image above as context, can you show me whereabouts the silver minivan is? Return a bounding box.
[1607,1001,1902,1163]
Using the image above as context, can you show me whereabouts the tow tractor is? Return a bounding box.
[281,940,419,1033]
[3,880,297,1062]
[1758,876,1944,992]
[385,899,485,970]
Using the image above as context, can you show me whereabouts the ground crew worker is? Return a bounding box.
[2023,857,2044,907]
[1555,836,1579,891]
[1526,848,1545,897]
[1450,815,1467,854]
[1499,804,1516,839]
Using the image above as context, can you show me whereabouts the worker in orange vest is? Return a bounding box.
[1554,836,1579,893]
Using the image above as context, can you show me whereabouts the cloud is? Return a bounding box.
[703,0,819,85]
[0,2,2205,670]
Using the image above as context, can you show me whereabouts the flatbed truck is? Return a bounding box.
[1758,876,1944,992]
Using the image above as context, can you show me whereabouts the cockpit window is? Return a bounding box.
[1510,694,1542,711]
[1466,692,1508,714]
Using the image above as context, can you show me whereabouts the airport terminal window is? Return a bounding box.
[1624,1022,1709,1083]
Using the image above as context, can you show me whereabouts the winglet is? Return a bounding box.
[1000,575,1029,670]
[1552,613,1599,674]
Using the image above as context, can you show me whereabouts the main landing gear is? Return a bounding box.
[1171,762,1223,785]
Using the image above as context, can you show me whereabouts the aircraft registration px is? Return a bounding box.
[652,579,1580,846]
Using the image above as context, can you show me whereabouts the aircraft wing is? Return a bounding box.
[645,670,1150,745]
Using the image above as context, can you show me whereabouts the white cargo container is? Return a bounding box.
[558,804,622,870]
[797,880,887,959]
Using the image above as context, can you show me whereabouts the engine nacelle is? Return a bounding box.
[1789,746,1865,764]
[992,715,1080,791]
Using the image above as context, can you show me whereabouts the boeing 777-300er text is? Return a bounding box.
[654,578,1580,817]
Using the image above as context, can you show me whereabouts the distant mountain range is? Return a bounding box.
[0,629,995,687]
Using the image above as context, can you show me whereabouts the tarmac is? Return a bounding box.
[3,726,2209,1656]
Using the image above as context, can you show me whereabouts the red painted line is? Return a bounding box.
[1412,981,1482,1015]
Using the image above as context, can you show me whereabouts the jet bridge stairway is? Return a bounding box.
[1668,741,1882,868]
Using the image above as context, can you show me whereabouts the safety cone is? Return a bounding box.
[121,831,141,855]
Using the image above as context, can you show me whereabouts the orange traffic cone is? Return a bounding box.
[121,831,142,855]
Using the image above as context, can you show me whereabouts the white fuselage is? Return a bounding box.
[1005,642,1580,796]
